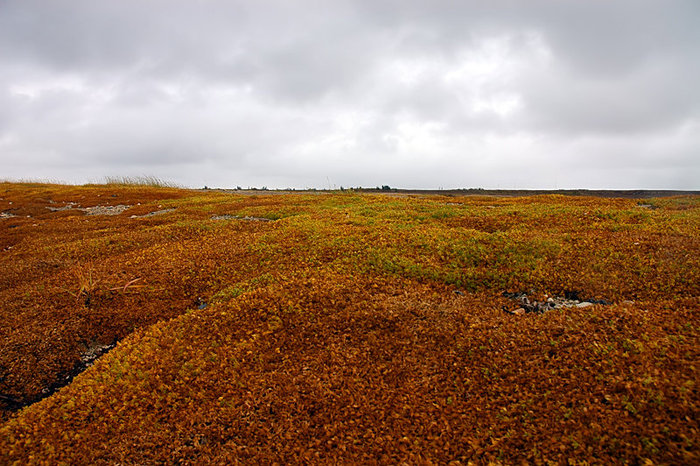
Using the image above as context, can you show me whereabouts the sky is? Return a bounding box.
[1,0,698,190]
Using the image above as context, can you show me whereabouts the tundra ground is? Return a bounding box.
[1,183,698,464]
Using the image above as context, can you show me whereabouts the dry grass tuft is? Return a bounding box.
[101,175,180,188]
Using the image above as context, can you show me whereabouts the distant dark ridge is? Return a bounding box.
[206,187,699,199]
[356,188,700,199]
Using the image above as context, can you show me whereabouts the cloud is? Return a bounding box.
[0,0,698,188]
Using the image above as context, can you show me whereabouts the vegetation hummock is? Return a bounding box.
[0,182,698,464]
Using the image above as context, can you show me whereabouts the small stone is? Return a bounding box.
[513,308,526,315]
[576,302,594,308]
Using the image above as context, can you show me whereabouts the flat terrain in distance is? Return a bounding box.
[208,187,700,199]
[1,182,698,464]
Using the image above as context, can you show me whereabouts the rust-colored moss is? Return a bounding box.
[0,183,698,463]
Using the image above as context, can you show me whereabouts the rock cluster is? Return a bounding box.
[46,203,132,216]
[503,291,609,315]
[45,202,178,218]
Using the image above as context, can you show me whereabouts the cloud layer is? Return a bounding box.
[1,0,698,189]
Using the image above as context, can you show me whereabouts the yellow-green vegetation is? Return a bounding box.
[0,182,698,464]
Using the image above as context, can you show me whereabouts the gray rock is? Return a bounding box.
[46,202,79,212]
[130,208,175,218]
[637,204,659,210]
[80,205,132,216]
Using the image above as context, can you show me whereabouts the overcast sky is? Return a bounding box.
[1,1,698,189]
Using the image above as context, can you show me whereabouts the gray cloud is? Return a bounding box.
[1,0,698,189]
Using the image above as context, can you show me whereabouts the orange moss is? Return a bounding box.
[0,183,698,463]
